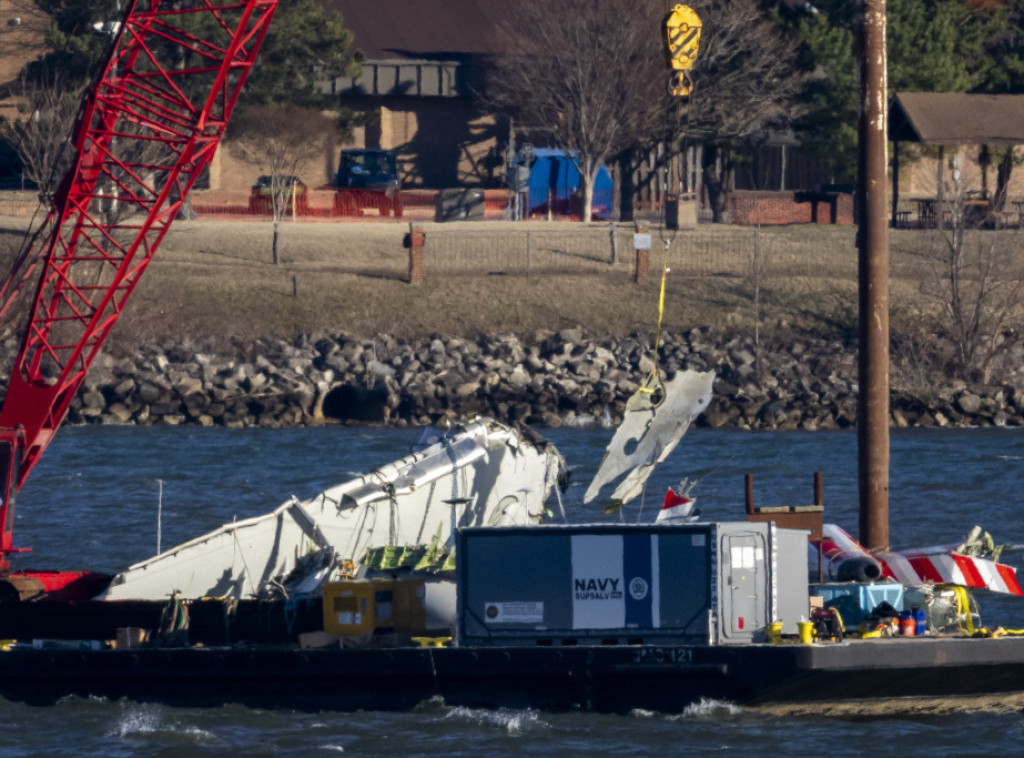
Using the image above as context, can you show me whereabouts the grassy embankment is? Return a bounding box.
[0,213,984,375]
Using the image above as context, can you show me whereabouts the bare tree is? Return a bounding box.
[909,154,1024,383]
[748,224,773,385]
[486,0,666,223]
[0,76,85,198]
[991,145,1023,214]
[228,104,337,264]
[486,0,803,223]
[681,0,804,222]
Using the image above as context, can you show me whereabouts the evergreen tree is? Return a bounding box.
[20,0,360,107]
[780,0,1012,180]
[26,0,117,86]
[977,0,1024,94]
[784,5,858,182]
[234,0,361,108]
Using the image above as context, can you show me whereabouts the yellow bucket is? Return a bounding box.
[768,621,783,644]
[798,621,815,645]
[412,636,452,648]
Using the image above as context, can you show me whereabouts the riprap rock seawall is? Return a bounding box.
[9,328,1024,430]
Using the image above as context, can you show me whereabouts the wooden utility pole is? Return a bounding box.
[857,0,890,551]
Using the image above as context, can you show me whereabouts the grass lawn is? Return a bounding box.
[1,214,1020,368]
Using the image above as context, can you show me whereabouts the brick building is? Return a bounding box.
[205,0,506,194]
[323,0,505,189]
[5,2,1022,223]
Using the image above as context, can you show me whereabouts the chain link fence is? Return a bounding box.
[422,224,860,281]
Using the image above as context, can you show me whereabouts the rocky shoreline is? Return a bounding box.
[16,328,1024,432]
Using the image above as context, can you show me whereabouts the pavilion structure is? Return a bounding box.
[889,92,1024,228]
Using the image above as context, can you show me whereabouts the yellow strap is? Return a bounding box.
[951,585,976,636]
[827,606,845,633]
[641,248,670,393]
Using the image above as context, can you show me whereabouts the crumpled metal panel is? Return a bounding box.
[584,370,714,506]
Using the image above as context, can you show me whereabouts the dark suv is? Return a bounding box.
[335,150,398,192]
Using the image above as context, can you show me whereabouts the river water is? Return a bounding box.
[3,424,1024,756]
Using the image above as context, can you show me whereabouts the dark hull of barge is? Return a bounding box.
[3,637,1024,713]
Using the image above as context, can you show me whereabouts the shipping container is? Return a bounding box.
[457,522,808,646]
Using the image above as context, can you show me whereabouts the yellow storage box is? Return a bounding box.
[322,577,427,636]
[387,577,427,633]
[322,580,379,636]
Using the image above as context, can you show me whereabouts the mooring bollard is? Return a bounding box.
[407,223,424,285]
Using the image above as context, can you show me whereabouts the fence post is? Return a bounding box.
[408,223,424,285]
[633,223,651,283]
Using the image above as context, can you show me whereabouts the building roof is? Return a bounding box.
[325,0,504,62]
[890,92,1024,145]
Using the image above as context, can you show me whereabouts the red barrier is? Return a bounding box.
[248,193,309,215]
[334,189,402,218]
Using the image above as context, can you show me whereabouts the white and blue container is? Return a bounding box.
[457,522,809,647]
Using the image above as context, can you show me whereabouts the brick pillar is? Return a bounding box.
[634,224,651,283]
[407,224,424,285]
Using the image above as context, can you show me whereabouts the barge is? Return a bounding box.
[3,609,1024,713]
[2,516,1022,714]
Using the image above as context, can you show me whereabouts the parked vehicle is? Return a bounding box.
[335,149,399,192]
[249,175,307,214]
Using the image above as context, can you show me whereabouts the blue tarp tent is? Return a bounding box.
[515,148,613,220]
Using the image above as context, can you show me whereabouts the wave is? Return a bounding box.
[672,697,743,720]
[442,705,549,735]
[106,703,219,745]
[109,705,163,737]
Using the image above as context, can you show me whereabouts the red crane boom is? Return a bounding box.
[0,0,279,574]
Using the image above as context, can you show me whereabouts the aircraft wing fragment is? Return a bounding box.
[584,369,714,506]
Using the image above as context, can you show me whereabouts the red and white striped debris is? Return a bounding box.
[655,489,698,524]
[811,524,1023,596]
[876,548,1023,597]
[811,524,884,583]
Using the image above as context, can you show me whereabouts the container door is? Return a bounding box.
[720,532,766,641]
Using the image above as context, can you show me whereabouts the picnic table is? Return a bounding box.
[913,197,993,228]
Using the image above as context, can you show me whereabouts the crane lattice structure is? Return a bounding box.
[0,0,279,562]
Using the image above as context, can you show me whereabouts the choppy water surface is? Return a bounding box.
[4,424,1024,755]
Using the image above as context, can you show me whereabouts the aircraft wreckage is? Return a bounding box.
[99,370,716,626]
[101,418,566,626]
